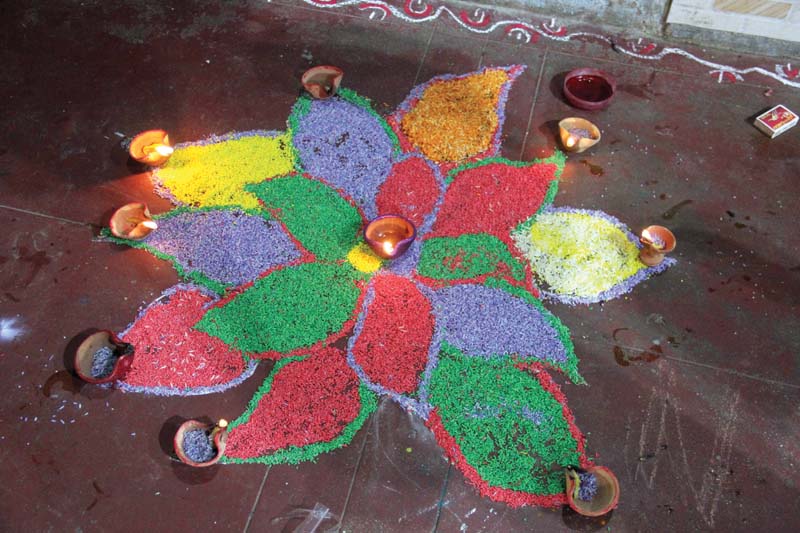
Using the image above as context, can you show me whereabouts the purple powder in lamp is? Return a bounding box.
[91,346,118,379]
[578,472,598,501]
[182,429,216,463]
[645,233,666,248]
[567,128,593,139]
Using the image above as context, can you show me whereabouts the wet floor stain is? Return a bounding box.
[613,343,663,366]
[16,247,51,288]
[43,370,83,397]
[661,199,692,220]
[86,480,107,512]
[580,159,604,176]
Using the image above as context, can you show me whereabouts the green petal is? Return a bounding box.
[428,343,583,495]
[195,262,363,354]
[417,233,526,283]
[247,175,364,261]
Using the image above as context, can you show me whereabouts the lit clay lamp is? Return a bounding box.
[174,419,229,467]
[74,330,134,384]
[301,65,344,99]
[558,117,601,153]
[639,225,676,266]
[565,466,620,517]
[364,215,416,260]
[563,68,616,111]
[129,129,174,166]
[109,203,158,240]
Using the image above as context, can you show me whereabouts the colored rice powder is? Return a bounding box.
[182,429,216,463]
[91,346,118,379]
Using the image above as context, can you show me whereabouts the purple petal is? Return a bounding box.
[431,284,568,363]
[293,98,394,218]
[144,210,300,286]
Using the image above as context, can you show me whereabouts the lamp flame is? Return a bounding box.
[154,144,174,157]
[218,419,228,429]
[382,241,395,256]
[565,135,577,148]
[641,229,653,242]
[141,220,158,230]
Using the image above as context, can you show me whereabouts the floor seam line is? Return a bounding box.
[243,465,271,533]
[519,47,549,160]
[0,204,93,227]
[412,19,438,87]
[664,355,800,389]
[431,464,452,533]
[338,428,371,528]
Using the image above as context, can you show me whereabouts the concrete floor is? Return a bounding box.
[1,1,799,532]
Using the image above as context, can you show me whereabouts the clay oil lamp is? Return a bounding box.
[364,215,416,260]
[301,66,344,99]
[565,465,620,517]
[109,202,158,240]
[74,330,134,384]
[558,117,601,153]
[563,68,616,111]
[639,225,676,266]
[129,129,174,166]
[174,419,229,467]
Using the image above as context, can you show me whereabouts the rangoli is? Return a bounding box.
[101,65,674,508]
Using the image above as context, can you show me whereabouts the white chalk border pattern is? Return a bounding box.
[301,0,800,89]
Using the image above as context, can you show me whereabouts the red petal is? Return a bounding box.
[121,287,249,391]
[376,156,440,227]
[430,161,558,244]
[225,347,362,458]
[352,274,433,394]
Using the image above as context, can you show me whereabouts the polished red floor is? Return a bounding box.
[1,1,799,531]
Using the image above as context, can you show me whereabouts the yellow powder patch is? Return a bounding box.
[400,69,509,163]
[156,132,294,209]
[347,243,383,273]
[525,212,644,298]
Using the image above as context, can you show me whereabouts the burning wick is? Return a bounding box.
[210,418,228,439]
[638,225,675,267]
[129,130,173,166]
[565,136,577,148]
[640,229,664,250]
[142,143,174,157]
[109,202,158,240]
[364,215,416,260]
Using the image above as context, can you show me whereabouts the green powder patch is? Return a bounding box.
[417,233,526,282]
[195,262,362,354]
[428,343,581,495]
[247,175,363,261]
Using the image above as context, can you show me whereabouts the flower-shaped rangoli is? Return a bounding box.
[104,66,673,507]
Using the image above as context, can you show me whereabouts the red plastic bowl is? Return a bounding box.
[563,68,616,111]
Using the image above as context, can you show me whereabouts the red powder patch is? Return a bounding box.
[121,288,248,390]
[352,274,433,394]
[376,156,440,227]
[431,161,557,244]
[225,347,362,458]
